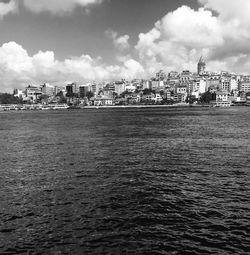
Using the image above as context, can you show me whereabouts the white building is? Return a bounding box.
[41,83,55,97]
[213,92,231,107]
[114,81,126,95]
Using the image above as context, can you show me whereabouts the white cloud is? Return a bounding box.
[105,29,130,51]
[199,0,250,23]
[0,0,17,18]
[0,41,144,92]
[135,1,250,74]
[135,6,221,74]
[23,0,103,15]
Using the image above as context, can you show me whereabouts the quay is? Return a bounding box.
[0,104,69,111]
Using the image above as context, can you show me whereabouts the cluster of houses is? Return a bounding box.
[12,57,250,107]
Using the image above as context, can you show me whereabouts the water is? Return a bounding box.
[0,107,249,254]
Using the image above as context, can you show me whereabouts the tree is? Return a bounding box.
[200,91,213,104]
[56,91,67,103]
[142,88,155,95]
[66,92,78,98]
[186,95,197,104]
[86,91,94,99]
[120,90,132,98]
[0,93,22,104]
[160,90,165,96]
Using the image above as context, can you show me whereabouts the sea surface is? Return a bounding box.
[0,107,249,255]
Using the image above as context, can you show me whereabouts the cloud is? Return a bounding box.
[135,6,222,74]
[134,1,250,74]
[105,29,130,51]
[0,41,144,92]
[23,0,103,15]
[0,0,17,18]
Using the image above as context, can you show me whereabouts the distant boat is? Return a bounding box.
[52,104,69,110]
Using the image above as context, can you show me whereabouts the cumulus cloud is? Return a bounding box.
[135,6,224,74]
[0,0,17,18]
[0,41,144,92]
[105,29,130,51]
[23,0,103,15]
[135,0,250,74]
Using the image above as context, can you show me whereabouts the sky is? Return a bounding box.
[1,0,250,91]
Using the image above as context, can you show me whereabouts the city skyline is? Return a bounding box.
[1,0,250,92]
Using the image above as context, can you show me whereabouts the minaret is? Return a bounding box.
[197,56,206,75]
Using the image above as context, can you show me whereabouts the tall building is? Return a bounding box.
[79,85,89,98]
[66,82,78,95]
[54,86,62,96]
[197,56,206,75]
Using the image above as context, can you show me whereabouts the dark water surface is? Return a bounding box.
[0,107,249,254]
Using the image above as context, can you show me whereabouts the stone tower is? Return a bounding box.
[197,56,206,75]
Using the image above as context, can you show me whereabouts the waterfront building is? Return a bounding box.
[24,85,42,103]
[94,96,114,106]
[171,93,178,102]
[67,96,80,105]
[212,91,231,107]
[176,85,187,94]
[171,93,186,103]
[124,93,141,104]
[154,93,163,103]
[179,93,187,102]
[142,93,155,103]
[164,90,172,100]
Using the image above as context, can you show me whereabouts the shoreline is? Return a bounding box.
[0,103,243,111]
[82,104,211,109]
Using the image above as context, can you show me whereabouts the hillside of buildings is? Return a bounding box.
[2,58,250,108]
